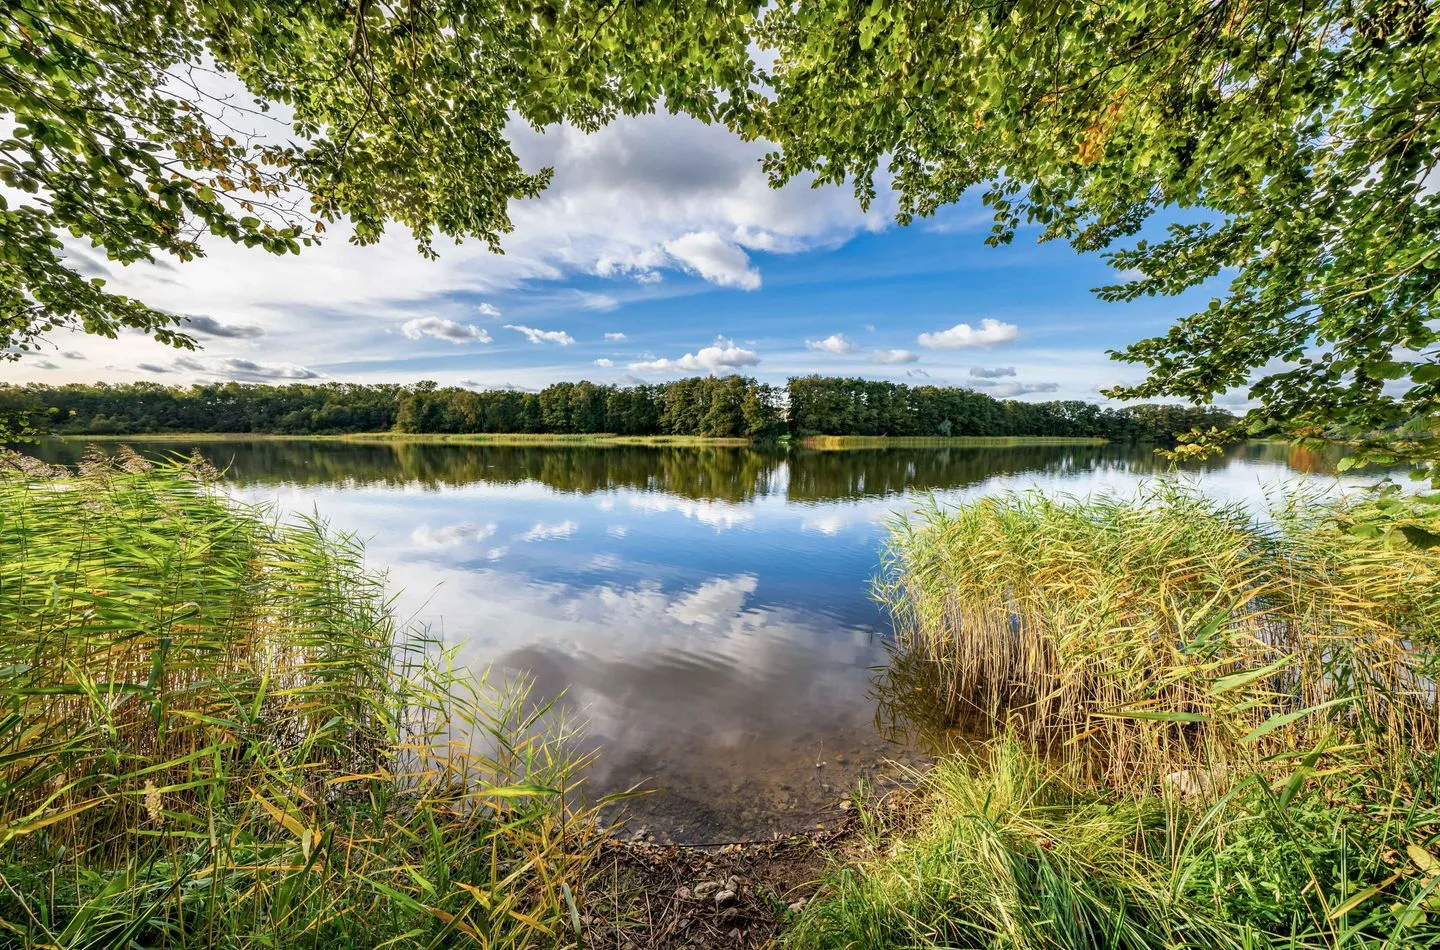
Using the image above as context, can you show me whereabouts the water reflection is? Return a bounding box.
[30,438,1339,501]
[24,437,1366,842]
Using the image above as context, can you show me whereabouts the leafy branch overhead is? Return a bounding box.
[0,0,760,354]
[752,0,1440,459]
[5,0,1438,466]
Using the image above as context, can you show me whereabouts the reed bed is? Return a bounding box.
[0,450,598,947]
[802,435,1108,450]
[878,483,1440,790]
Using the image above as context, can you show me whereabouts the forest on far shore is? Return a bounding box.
[0,376,1236,442]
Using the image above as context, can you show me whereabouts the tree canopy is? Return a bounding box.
[5,1,1436,463]
[1,0,756,354]
[753,1,1440,464]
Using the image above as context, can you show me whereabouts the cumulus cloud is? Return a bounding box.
[594,358,615,367]
[11,104,903,387]
[604,332,627,342]
[506,324,575,345]
[60,351,85,360]
[662,232,761,290]
[182,314,265,340]
[970,365,1017,378]
[918,318,1019,349]
[971,379,1060,397]
[30,360,59,370]
[628,337,760,375]
[871,348,918,364]
[137,362,171,374]
[807,333,861,355]
[476,302,502,318]
[906,369,931,378]
[401,316,493,344]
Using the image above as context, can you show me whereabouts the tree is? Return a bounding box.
[1,0,759,364]
[753,1,1440,467]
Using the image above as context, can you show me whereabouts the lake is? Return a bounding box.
[25,437,1360,843]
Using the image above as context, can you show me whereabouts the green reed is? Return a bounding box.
[790,483,1440,948]
[0,449,598,948]
[877,483,1440,789]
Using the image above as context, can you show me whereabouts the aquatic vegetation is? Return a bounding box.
[0,451,596,947]
[790,485,1440,948]
[878,484,1440,789]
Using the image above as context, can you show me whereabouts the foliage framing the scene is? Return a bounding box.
[0,0,758,356]
[752,1,1440,461]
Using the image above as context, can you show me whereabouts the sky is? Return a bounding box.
[7,107,1236,406]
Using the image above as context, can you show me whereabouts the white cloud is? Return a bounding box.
[476,303,502,318]
[628,337,760,375]
[576,292,619,311]
[871,348,918,364]
[604,332,627,342]
[401,316,493,344]
[918,318,1019,349]
[662,232,761,290]
[594,358,615,367]
[10,107,897,386]
[516,520,580,542]
[970,379,1060,397]
[505,324,575,345]
[970,365,1017,378]
[807,333,860,355]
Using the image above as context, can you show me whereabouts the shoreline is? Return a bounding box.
[46,431,1119,449]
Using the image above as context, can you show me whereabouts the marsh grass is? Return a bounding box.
[793,483,1440,948]
[878,483,1440,790]
[802,436,1109,449]
[0,450,599,947]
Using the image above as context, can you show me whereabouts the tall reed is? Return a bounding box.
[878,483,1440,789]
[0,450,597,947]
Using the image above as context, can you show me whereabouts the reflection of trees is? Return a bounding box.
[33,439,1346,503]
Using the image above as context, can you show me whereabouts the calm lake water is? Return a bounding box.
[27,438,1363,842]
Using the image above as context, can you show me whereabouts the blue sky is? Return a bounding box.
[10,109,1232,406]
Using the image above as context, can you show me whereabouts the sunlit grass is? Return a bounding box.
[877,483,1440,788]
[787,483,1440,948]
[0,449,598,947]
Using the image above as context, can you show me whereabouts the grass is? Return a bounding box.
[877,483,1440,788]
[789,483,1440,948]
[0,449,599,947]
[786,740,1440,948]
[801,436,1110,449]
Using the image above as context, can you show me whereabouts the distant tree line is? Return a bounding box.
[0,382,405,436]
[2,376,1234,442]
[788,377,1234,441]
[396,377,786,438]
